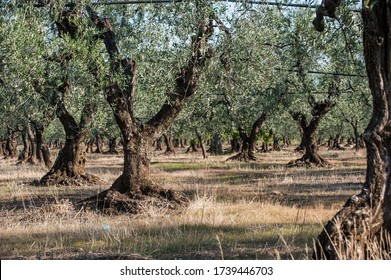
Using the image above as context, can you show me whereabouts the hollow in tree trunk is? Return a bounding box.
[313,2,391,259]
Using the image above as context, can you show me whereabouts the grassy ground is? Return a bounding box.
[0,146,367,259]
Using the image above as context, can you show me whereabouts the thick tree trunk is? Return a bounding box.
[186,140,198,153]
[230,138,241,153]
[155,136,163,151]
[86,139,94,153]
[79,5,213,213]
[5,127,20,159]
[33,121,53,169]
[227,113,266,161]
[94,134,104,153]
[18,129,30,162]
[353,126,361,152]
[209,133,223,155]
[163,133,175,155]
[273,137,281,151]
[314,2,391,259]
[227,127,253,161]
[39,83,98,185]
[196,130,208,159]
[288,119,330,167]
[282,136,291,148]
[26,125,37,164]
[179,138,185,148]
[106,137,118,154]
[329,134,345,150]
[0,140,4,157]
[288,98,335,167]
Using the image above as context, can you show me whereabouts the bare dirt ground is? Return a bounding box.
[0,146,366,259]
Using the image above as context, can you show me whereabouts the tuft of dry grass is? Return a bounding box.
[0,146,373,259]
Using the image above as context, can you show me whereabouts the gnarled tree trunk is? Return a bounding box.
[163,133,175,155]
[39,81,99,185]
[196,130,208,159]
[18,128,30,162]
[209,133,223,155]
[314,2,391,259]
[288,110,331,167]
[106,137,118,154]
[33,121,53,169]
[26,125,37,164]
[79,4,214,214]
[0,139,4,157]
[227,113,266,162]
[5,127,21,159]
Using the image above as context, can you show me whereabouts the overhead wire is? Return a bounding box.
[29,0,361,12]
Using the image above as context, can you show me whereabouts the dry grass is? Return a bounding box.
[0,146,368,259]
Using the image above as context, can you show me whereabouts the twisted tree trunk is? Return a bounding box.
[163,133,175,155]
[39,81,99,185]
[314,1,391,259]
[5,127,21,159]
[18,128,30,162]
[288,76,340,168]
[33,121,53,169]
[79,4,214,214]
[227,113,267,162]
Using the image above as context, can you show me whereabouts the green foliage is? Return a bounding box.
[0,1,370,148]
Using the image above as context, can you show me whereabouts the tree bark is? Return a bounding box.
[5,127,21,159]
[329,134,345,150]
[0,139,4,157]
[273,136,281,151]
[39,81,99,185]
[163,133,175,155]
[227,113,266,161]
[196,130,208,159]
[26,125,37,164]
[79,4,214,213]
[288,111,331,167]
[94,134,104,153]
[18,129,30,162]
[155,136,163,151]
[209,133,223,155]
[33,121,53,169]
[314,2,391,259]
[107,137,118,154]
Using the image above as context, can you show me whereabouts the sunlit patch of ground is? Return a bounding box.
[0,146,366,259]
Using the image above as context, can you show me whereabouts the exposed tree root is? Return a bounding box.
[313,190,391,260]
[226,152,256,162]
[287,153,331,168]
[39,172,102,186]
[77,183,189,215]
[162,150,176,156]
